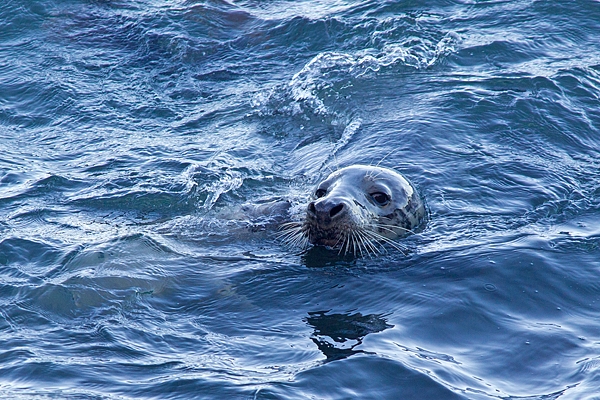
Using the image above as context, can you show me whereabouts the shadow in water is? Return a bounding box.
[301,246,357,268]
[304,311,393,362]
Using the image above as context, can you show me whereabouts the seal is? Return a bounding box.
[279,165,426,256]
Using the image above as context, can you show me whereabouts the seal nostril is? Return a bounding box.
[329,203,344,218]
[308,202,316,214]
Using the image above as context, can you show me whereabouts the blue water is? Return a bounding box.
[2,0,600,398]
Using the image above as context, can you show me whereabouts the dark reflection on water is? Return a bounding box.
[301,246,358,268]
[305,311,393,362]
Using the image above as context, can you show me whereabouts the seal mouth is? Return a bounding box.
[305,216,355,248]
[309,233,345,248]
[312,239,340,248]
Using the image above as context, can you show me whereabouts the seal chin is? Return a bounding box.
[310,236,342,248]
[306,221,355,247]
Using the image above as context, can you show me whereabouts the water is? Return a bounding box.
[1,0,600,398]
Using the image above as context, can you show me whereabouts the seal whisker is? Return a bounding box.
[367,228,408,250]
[278,223,311,250]
[374,149,396,169]
[282,232,303,248]
[300,235,309,249]
[366,231,383,255]
[375,223,417,236]
[276,228,299,240]
[358,228,380,257]
[356,229,373,258]
[341,233,349,256]
[276,226,303,241]
[344,231,353,256]
[334,231,345,247]
[363,229,408,256]
[276,230,295,242]
[358,228,377,258]
[277,223,304,237]
[356,231,369,258]
[369,236,407,257]
[279,221,303,229]
[290,231,307,246]
[336,230,346,254]
[337,239,345,255]
[348,231,358,257]
[353,229,367,257]
[345,232,353,256]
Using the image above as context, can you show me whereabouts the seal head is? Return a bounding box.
[279,165,426,255]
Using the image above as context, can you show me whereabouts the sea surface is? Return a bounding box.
[2,0,600,398]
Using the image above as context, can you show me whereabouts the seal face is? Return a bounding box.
[279,165,426,256]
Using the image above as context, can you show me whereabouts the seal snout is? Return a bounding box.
[307,197,349,227]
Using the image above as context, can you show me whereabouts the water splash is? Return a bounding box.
[254,32,457,121]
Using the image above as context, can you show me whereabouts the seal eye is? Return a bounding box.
[371,192,390,206]
[315,188,327,198]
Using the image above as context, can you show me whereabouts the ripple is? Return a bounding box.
[2,0,600,398]
[265,355,464,399]
[0,237,63,273]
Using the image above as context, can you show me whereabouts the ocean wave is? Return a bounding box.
[254,32,457,118]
